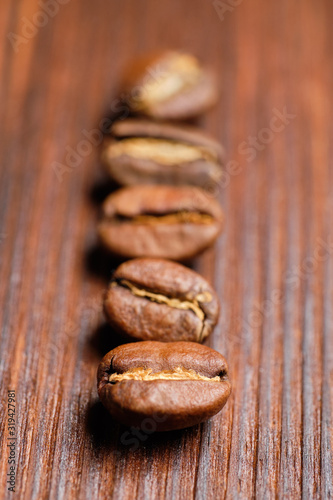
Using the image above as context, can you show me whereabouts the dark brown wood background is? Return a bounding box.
[1,0,333,498]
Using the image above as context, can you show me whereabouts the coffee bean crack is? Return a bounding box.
[111,211,215,225]
[108,137,218,165]
[112,278,212,325]
[108,367,221,383]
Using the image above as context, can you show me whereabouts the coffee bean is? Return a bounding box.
[102,119,224,188]
[97,341,231,431]
[97,185,224,261]
[104,258,219,342]
[122,51,218,120]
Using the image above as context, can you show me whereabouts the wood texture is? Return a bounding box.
[1,0,333,498]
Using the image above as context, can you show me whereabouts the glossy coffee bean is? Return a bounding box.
[97,185,224,261]
[102,119,224,188]
[122,51,218,120]
[104,258,219,342]
[97,341,231,431]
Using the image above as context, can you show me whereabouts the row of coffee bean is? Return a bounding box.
[95,51,231,431]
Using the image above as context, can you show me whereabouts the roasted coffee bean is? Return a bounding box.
[104,258,219,342]
[122,51,218,120]
[102,119,224,188]
[97,185,224,261]
[97,341,231,431]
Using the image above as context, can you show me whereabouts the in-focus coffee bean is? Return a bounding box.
[104,258,219,342]
[102,119,224,188]
[97,185,224,261]
[97,341,231,431]
[122,51,218,120]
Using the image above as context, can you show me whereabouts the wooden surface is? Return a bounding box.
[1,0,333,498]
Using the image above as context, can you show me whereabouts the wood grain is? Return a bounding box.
[1,0,333,498]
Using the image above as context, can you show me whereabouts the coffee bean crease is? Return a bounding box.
[112,278,211,322]
[106,137,218,165]
[108,367,221,383]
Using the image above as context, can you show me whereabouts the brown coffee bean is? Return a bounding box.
[122,51,218,120]
[97,341,231,431]
[102,119,224,188]
[97,185,224,261]
[104,258,219,343]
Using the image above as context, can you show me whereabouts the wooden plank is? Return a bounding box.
[0,0,332,498]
